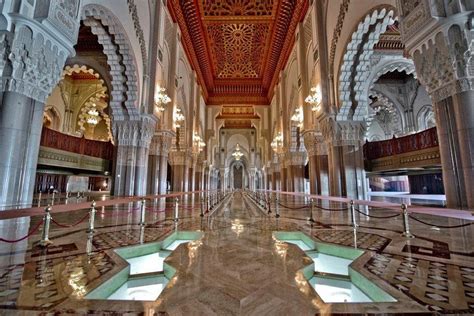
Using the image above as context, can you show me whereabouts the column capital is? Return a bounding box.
[114,115,157,148]
[321,118,366,147]
[303,131,326,156]
[0,1,82,102]
[150,130,174,155]
[285,152,307,166]
[398,0,474,102]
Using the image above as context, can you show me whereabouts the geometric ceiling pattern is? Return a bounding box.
[168,0,308,105]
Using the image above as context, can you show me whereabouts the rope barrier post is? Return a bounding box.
[87,201,96,233]
[37,192,42,207]
[139,225,145,244]
[39,206,53,247]
[86,232,94,256]
[51,191,55,206]
[174,197,179,222]
[77,191,80,200]
[350,200,358,228]
[401,204,414,238]
[309,199,315,223]
[200,195,205,217]
[275,198,280,218]
[139,199,146,226]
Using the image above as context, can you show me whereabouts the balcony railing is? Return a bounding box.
[40,127,114,160]
[364,127,438,161]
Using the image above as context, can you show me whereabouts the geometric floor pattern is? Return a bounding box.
[313,229,392,253]
[365,253,474,314]
[0,194,472,314]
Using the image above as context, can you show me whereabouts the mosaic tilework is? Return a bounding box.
[11,251,116,310]
[92,226,174,250]
[365,253,474,313]
[313,229,391,253]
[0,264,23,308]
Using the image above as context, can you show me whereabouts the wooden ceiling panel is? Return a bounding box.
[168,0,308,105]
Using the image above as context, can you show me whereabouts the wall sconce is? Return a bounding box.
[154,86,171,112]
[291,107,304,127]
[305,85,322,112]
[173,107,185,128]
[193,132,206,154]
[271,132,284,153]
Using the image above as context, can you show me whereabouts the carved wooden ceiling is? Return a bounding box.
[216,105,260,129]
[168,0,308,105]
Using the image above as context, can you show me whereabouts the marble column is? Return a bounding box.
[287,152,307,193]
[114,117,156,196]
[324,119,367,199]
[398,2,474,208]
[0,93,44,208]
[0,2,81,209]
[147,154,161,195]
[158,154,169,194]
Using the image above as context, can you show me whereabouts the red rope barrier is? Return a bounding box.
[0,219,44,243]
[51,212,90,228]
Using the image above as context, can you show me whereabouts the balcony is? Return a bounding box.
[364,127,441,172]
[38,127,114,173]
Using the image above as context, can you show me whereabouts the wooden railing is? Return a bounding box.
[40,127,114,160]
[364,127,438,160]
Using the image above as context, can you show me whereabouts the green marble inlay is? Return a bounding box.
[86,267,130,299]
[273,231,396,303]
[86,230,203,300]
[349,268,396,302]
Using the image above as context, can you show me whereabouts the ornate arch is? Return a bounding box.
[338,7,396,121]
[366,56,416,93]
[43,105,62,131]
[367,90,404,139]
[82,4,140,121]
[416,104,436,131]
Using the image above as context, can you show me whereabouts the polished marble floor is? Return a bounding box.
[0,192,472,315]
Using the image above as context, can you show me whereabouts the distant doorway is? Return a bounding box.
[233,165,243,189]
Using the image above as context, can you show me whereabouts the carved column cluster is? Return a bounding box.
[0,0,81,209]
[147,131,173,194]
[287,152,307,193]
[113,116,156,196]
[398,0,474,209]
[304,133,329,195]
[168,149,193,192]
[321,118,367,200]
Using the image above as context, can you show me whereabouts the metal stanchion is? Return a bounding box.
[86,232,94,256]
[275,198,280,218]
[87,201,96,233]
[174,197,179,222]
[200,194,205,217]
[51,191,56,206]
[139,199,146,226]
[39,206,53,247]
[401,204,414,238]
[350,200,358,228]
[139,226,145,244]
[308,198,315,223]
[77,191,80,200]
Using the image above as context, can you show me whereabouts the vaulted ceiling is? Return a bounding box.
[168,0,308,106]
